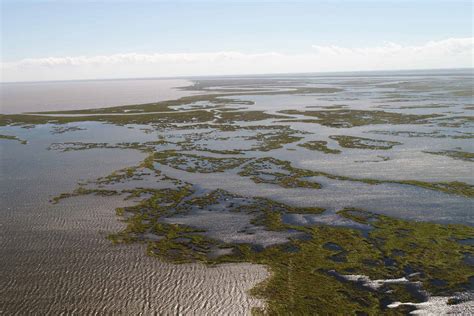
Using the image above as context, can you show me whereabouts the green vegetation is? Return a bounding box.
[0,134,27,144]
[47,140,169,152]
[164,124,306,154]
[262,87,343,95]
[435,116,474,128]
[19,85,339,118]
[0,110,215,126]
[0,108,291,128]
[51,125,86,134]
[367,129,474,139]
[48,137,474,198]
[27,94,252,115]
[306,104,348,109]
[153,150,250,173]
[55,177,473,314]
[215,110,289,123]
[278,109,440,128]
[452,90,474,97]
[329,135,402,150]
[394,180,474,198]
[95,164,165,185]
[49,133,474,314]
[298,140,341,154]
[239,157,322,189]
[238,157,474,197]
[51,187,120,204]
[377,104,451,110]
[8,76,474,314]
[248,211,474,315]
[424,149,474,162]
[184,79,343,95]
[247,128,305,152]
[104,186,321,262]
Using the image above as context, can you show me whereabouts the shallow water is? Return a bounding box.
[0,125,268,314]
[0,78,195,114]
[157,165,474,225]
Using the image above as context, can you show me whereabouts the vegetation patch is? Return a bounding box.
[47,140,169,152]
[248,209,474,315]
[278,109,440,128]
[262,87,344,95]
[377,104,451,110]
[7,75,474,314]
[50,125,86,134]
[298,140,341,154]
[101,187,322,261]
[355,155,391,163]
[173,124,306,153]
[0,134,27,144]
[367,129,474,139]
[215,110,289,123]
[329,135,402,150]
[239,157,322,189]
[56,177,474,314]
[50,142,473,315]
[48,138,474,198]
[238,157,474,197]
[51,187,121,204]
[424,149,474,162]
[27,93,253,115]
[246,127,305,152]
[435,116,474,128]
[394,180,474,198]
[0,110,216,127]
[153,150,250,173]
[306,104,349,109]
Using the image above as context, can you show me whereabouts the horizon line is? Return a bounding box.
[2,67,473,85]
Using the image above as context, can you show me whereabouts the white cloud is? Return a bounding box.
[1,38,472,82]
[311,37,473,62]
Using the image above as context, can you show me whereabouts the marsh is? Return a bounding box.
[1,69,473,314]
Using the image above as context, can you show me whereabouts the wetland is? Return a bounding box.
[1,70,473,314]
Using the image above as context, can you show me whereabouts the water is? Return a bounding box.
[0,78,195,114]
[1,70,473,313]
[0,124,267,314]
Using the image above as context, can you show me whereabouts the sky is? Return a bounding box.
[1,0,473,82]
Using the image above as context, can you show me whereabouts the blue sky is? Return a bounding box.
[1,0,473,81]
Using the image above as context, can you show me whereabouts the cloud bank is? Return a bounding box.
[2,38,472,82]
